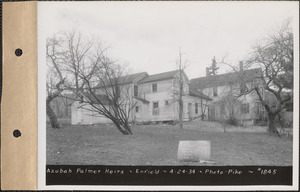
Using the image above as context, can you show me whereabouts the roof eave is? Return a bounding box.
[188,93,212,101]
[138,77,175,84]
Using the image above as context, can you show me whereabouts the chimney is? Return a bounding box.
[206,67,210,76]
[239,61,244,72]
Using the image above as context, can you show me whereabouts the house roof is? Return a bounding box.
[133,96,150,104]
[190,68,263,89]
[188,86,212,100]
[138,70,187,84]
[117,72,148,84]
[95,72,148,88]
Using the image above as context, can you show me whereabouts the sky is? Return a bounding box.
[38,1,298,79]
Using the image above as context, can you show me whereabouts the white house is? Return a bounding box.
[134,70,212,123]
[71,70,211,125]
[190,62,266,125]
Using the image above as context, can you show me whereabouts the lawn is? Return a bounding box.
[47,120,293,166]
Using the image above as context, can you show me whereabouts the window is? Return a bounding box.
[135,106,139,113]
[134,85,138,97]
[213,86,218,97]
[195,103,198,114]
[165,100,169,106]
[241,103,250,114]
[152,83,157,93]
[153,101,159,115]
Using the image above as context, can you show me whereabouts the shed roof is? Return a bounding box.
[133,96,150,104]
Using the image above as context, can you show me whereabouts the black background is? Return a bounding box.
[46,165,292,186]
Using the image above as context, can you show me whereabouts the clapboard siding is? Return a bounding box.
[139,79,173,94]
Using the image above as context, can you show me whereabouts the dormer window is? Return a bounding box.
[152,83,157,93]
[134,85,138,97]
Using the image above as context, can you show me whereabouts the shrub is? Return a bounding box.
[143,121,151,125]
[226,117,239,126]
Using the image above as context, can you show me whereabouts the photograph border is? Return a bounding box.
[37,1,299,190]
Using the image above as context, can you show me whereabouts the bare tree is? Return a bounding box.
[245,20,293,135]
[47,31,136,134]
[202,57,243,125]
[199,97,209,121]
[217,86,242,126]
[61,31,96,94]
[171,48,189,129]
[46,31,101,128]
[219,20,293,135]
[46,36,66,128]
[201,57,220,121]
[51,96,72,118]
[74,60,137,135]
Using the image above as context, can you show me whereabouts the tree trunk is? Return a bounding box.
[65,98,69,118]
[123,124,133,135]
[268,113,280,136]
[201,114,205,121]
[123,123,133,134]
[111,119,132,135]
[120,120,132,135]
[179,100,183,129]
[46,78,65,129]
[46,97,61,128]
[65,105,68,118]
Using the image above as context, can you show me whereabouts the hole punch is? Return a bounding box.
[13,130,21,138]
[15,48,23,56]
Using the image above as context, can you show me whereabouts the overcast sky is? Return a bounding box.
[38,1,298,79]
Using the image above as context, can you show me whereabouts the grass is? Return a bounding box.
[47,120,293,166]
